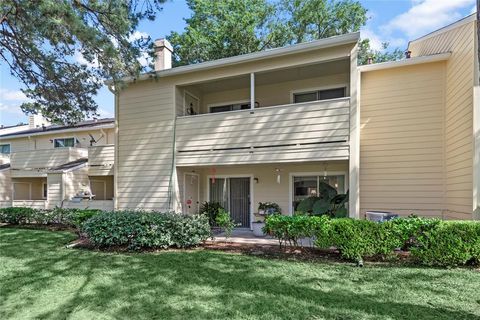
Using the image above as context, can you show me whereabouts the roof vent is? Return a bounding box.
[405,50,412,59]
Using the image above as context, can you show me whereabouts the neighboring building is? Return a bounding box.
[112,13,479,224]
[0,117,115,210]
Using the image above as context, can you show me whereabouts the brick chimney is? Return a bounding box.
[154,39,173,71]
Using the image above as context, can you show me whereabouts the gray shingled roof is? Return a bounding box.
[0,118,114,138]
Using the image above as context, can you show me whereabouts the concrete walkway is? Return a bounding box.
[211,229,279,245]
[211,229,315,247]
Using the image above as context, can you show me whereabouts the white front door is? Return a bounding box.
[184,173,199,214]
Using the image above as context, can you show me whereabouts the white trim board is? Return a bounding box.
[358,53,451,73]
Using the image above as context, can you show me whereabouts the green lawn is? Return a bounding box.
[1,228,480,320]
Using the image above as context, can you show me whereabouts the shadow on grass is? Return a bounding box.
[1,228,479,320]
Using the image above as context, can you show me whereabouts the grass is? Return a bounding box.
[1,228,480,320]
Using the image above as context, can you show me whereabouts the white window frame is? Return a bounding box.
[290,84,349,104]
[207,99,251,114]
[288,171,348,215]
[206,174,254,230]
[183,90,200,116]
[0,143,11,154]
[53,137,77,148]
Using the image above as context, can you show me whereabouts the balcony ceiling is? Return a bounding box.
[185,58,350,94]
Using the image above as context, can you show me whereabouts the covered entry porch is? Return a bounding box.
[176,161,349,229]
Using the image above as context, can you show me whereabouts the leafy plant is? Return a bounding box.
[215,209,237,239]
[258,202,281,214]
[0,207,36,224]
[200,201,224,226]
[83,211,210,250]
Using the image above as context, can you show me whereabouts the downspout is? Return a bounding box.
[108,84,118,211]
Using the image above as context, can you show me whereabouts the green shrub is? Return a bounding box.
[200,201,224,226]
[0,207,36,224]
[0,207,100,229]
[264,214,329,247]
[411,221,480,267]
[215,208,237,239]
[83,211,211,250]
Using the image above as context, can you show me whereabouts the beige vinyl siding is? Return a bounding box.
[10,147,88,170]
[47,173,63,209]
[409,21,475,218]
[0,169,12,207]
[116,81,175,210]
[88,145,114,175]
[1,128,115,153]
[64,166,90,200]
[360,62,446,217]
[176,98,350,166]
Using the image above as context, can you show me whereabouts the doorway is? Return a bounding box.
[184,173,200,214]
[209,176,251,228]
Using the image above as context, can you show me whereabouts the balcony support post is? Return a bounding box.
[250,72,255,110]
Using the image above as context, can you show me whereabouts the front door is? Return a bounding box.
[229,178,250,228]
[209,177,251,228]
[184,173,199,214]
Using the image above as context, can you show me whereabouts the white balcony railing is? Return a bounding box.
[175,98,350,166]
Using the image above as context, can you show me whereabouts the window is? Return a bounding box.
[0,144,10,154]
[54,138,76,148]
[210,102,250,113]
[293,87,346,103]
[292,174,345,211]
[42,183,47,199]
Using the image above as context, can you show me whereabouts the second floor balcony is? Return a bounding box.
[88,144,114,175]
[175,97,350,166]
[10,147,88,173]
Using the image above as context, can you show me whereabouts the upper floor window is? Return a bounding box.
[293,87,346,104]
[210,102,250,113]
[0,144,10,154]
[54,138,77,148]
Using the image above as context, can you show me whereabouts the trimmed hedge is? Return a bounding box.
[83,211,211,250]
[0,207,100,228]
[264,214,480,267]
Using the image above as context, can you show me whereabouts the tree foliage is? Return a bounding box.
[357,39,404,65]
[0,0,165,124]
[169,0,376,66]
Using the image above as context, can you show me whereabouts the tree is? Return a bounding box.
[168,0,288,67]
[280,0,367,43]
[357,39,404,65]
[1,0,165,124]
[169,0,369,66]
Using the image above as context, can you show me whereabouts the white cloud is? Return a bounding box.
[0,88,28,101]
[74,50,99,68]
[360,27,384,51]
[96,107,114,118]
[128,31,149,42]
[384,0,475,39]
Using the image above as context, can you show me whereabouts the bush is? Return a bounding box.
[296,197,318,214]
[215,208,237,239]
[0,207,100,229]
[411,221,480,267]
[200,201,224,226]
[0,207,36,224]
[83,211,211,250]
[264,214,329,247]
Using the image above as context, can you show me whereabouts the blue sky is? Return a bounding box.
[0,0,476,126]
